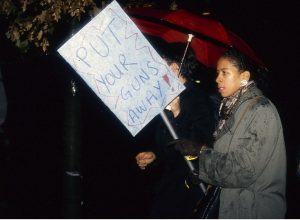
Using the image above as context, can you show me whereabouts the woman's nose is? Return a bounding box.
[216,74,222,83]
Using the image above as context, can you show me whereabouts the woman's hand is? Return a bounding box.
[168,96,181,117]
[171,139,203,156]
[135,151,156,170]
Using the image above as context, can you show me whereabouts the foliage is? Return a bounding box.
[0,0,100,53]
[0,0,174,54]
[0,0,106,53]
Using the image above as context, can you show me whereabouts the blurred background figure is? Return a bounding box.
[0,66,8,217]
[0,67,7,132]
[135,42,218,218]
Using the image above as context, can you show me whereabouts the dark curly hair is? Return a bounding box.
[220,48,269,93]
[146,36,218,92]
[159,42,210,82]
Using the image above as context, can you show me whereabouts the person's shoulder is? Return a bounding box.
[248,95,277,113]
[239,95,268,110]
[241,95,282,123]
[184,81,208,96]
[256,96,282,119]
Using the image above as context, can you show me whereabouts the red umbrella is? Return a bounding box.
[126,8,264,68]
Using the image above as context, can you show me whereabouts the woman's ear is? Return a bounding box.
[241,70,251,81]
[170,62,180,72]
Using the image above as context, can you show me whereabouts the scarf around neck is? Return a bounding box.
[215,81,255,134]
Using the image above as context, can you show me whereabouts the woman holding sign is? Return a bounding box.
[135,44,217,218]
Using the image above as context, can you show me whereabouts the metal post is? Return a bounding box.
[62,78,83,218]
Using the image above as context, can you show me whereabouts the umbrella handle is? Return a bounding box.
[160,111,207,194]
[160,111,195,171]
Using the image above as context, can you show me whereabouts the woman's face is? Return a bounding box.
[168,61,186,84]
[216,57,246,97]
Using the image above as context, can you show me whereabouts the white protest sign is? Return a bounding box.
[58,0,185,136]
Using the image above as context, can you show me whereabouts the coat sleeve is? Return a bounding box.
[198,103,282,188]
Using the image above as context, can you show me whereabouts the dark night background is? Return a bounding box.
[0,0,299,218]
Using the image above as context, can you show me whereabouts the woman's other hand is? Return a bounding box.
[135,151,156,170]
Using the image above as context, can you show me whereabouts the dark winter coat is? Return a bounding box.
[198,85,286,218]
[148,81,216,218]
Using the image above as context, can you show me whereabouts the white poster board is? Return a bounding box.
[58,0,185,136]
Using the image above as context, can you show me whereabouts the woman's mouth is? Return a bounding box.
[218,86,224,93]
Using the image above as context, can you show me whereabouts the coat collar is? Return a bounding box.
[214,85,263,140]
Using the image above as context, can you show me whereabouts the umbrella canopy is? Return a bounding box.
[126,8,263,68]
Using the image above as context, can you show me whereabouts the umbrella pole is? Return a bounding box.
[178,34,194,76]
[160,111,207,194]
[160,33,207,194]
